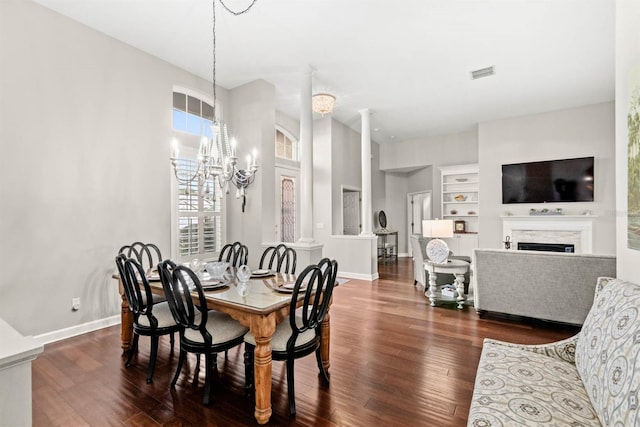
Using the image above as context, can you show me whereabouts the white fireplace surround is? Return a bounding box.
[501,215,597,254]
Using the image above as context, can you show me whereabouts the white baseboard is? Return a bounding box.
[398,253,410,258]
[337,271,379,281]
[33,315,121,346]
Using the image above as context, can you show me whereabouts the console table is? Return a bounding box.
[424,259,470,309]
[375,230,398,263]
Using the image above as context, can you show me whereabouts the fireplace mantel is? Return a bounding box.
[501,215,597,254]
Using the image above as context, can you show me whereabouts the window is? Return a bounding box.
[275,128,298,161]
[172,89,224,261]
[173,91,214,139]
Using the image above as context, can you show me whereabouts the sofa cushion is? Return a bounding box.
[575,277,640,425]
[468,340,600,426]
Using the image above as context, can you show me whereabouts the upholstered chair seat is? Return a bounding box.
[244,315,316,351]
[183,311,249,345]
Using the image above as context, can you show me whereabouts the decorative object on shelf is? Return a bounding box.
[467,210,476,215]
[503,235,512,250]
[454,220,466,233]
[422,219,454,264]
[455,178,468,182]
[454,194,466,201]
[450,209,458,215]
[377,210,388,231]
[312,93,336,116]
[529,208,563,216]
[169,0,259,213]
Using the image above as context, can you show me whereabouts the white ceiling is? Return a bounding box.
[33,0,615,143]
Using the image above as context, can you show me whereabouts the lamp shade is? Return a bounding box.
[422,219,454,238]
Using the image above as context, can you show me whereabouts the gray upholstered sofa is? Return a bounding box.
[468,276,640,426]
[473,249,616,325]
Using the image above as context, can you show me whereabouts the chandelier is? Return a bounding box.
[170,0,259,211]
[312,93,336,116]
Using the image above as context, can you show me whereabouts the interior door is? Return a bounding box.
[408,191,432,255]
[275,167,300,243]
[342,190,361,235]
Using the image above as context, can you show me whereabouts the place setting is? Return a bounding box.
[200,261,231,291]
[250,268,275,279]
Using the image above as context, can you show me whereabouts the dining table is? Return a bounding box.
[112,269,332,425]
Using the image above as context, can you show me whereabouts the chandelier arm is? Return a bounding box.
[218,0,258,16]
[171,159,204,185]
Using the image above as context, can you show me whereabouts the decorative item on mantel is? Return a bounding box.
[529,208,563,216]
[169,0,260,213]
[503,236,512,250]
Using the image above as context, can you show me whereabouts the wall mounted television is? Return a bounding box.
[502,156,594,204]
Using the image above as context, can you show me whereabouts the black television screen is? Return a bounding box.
[502,157,594,204]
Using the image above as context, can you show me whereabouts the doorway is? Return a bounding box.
[275,167,300,243]
[342,188,361,235]
[407,191,432,256]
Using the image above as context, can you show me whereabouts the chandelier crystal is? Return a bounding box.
[170,0,259,211]
[312,93,336,116]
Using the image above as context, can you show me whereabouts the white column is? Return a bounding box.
[359,108,374,236]
[299,66,314,243]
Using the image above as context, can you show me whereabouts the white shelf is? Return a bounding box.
[440,163,479,238]
[443,180,479,185]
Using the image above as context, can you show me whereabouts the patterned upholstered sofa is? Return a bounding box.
[468,277,640,426]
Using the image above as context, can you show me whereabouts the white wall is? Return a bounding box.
[228,79,276,267]
[615,0,640,282]
[478,102,616,253]
[330,119,363,235]
[0,0,221,335]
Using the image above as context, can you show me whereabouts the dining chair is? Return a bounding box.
[218,241,248,267]
[158,260,249,405]
[119,242,166,303]
[118,242,163,272]
[259,244,297,274]
[115,254,179,383]
[244,258,338,416]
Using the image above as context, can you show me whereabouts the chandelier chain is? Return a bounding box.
[219,0,258,16]
[212,0,258,119]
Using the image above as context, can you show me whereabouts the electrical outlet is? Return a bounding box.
[72,298,81,311]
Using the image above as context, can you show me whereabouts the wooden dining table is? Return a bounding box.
[113,271,332,425]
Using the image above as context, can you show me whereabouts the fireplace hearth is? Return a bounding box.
[517,242,575,253]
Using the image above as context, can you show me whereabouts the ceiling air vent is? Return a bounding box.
[471,66,495,80]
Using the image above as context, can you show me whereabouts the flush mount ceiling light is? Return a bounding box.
[312,93,336,116]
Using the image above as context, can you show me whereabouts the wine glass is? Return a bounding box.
[191,258,204,279]
[236,264,251,283]
[236,281,250,297]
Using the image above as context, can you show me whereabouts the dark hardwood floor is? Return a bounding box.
[32,258,580,426]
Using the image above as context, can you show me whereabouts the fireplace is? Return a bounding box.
[502,215,596,254]
[517,242,575,253]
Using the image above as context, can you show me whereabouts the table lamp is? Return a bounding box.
[422,219,454,264]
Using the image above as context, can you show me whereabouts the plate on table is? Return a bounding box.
[146,272,161,282]
[251,269,275,278]
[274,282,305,294]
[201,280,228,291]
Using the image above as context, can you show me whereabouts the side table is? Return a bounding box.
[375,230,398,264]
[424,259,470,309]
